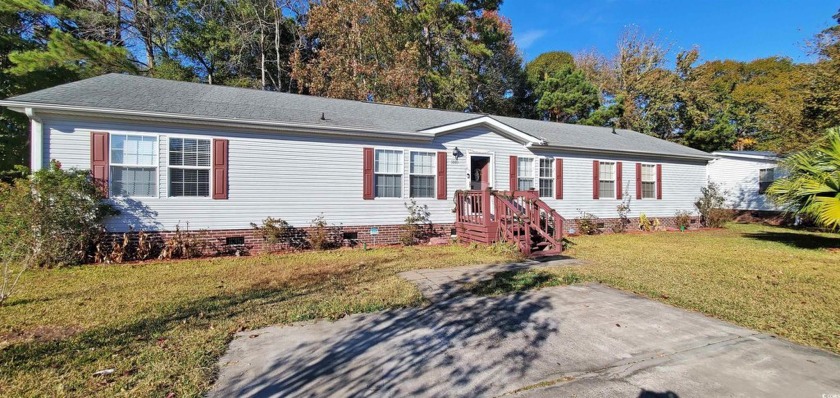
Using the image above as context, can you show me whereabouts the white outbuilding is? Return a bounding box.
[707,151,782,212]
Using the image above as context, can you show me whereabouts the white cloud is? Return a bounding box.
[516,29,548,50]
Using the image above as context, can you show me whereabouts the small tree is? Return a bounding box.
[694,181,731,228]
[767,128,840,230]
[400,200,432,246]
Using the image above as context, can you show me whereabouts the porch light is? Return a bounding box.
[452,147,464,159]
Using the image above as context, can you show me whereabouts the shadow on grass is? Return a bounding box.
[468,270,581,296]
[742,230,840,250]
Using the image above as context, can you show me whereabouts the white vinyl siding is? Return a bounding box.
[39,117,710,231]
[375,149,403,198]
[707,156,780,211]
[599,162,616,199]
[110,134,157,197]
[409,151,435,198]
[169,137,211,197]
[641,164,656,199]
[538,158,554,198]
[517,157,534,191]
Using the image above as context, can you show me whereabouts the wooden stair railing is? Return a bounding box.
[455,189,565,256]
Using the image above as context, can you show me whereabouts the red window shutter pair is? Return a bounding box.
[91,134,230,199]
[635,163,663,200]
[91,132,110,197]
[362,148,447,200]
[212,139,229,200]
[509,156,518,191]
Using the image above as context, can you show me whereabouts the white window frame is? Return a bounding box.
[640,163,657,199]
[166,135,214,199]
[373,148,405,199]
[759,168,775,195]
[517,157,535,191]
[599,161,617,199]
[108,132,159,199]
[537,157,555,198]
[409,150,436,198]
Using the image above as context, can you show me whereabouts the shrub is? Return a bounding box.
[612,197,632,233]
[674,210,692,230]
[0,161,116,267]
[576,210,600,235]
[694,182,731,228]
[639,213,652,232]
[159,223,209,260]
[250,217,306,250]
[308,214,342,250]
[400,200,432,246]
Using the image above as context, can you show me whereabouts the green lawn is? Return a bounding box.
[561,223,840,354]
[0,245,517,397]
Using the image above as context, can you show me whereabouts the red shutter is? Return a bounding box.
[555,158,563,199]
[363,147,374,199]
[616,161,623,199]
[592,160,600,199]
[656,164,663,199]
[509,156,517,191]
[436,151,447,199]
[212,139,229,200]
[635,163,642,199]
[91,132,109,198]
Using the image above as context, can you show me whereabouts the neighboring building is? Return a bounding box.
[707,151,782,212]
[1,74,716,253]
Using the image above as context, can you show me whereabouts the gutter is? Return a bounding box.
[536,144,715,162]
[0,100,434,143]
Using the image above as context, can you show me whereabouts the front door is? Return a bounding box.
[470,156,491,190]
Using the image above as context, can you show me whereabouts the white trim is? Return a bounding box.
[420,116,545,145]
[598,161,617,200]
[639,163,657,200]
[372,148,405,199]
[712,151,780,162]
[408,150,437,199]
[166,135,214,199]
[540,144,714,161]
[108,133,160,199]
[27,108,43,171]
[465,151,496,190]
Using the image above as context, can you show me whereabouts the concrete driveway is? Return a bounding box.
[211,283,840,397]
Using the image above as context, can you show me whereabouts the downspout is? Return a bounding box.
[25,107,43,172]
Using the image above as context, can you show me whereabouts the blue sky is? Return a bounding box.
[501,0,838,64]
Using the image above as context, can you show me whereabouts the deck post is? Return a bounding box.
[482,188,492,228]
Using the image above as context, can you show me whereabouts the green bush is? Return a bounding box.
[0,161,116,267]
[694,182,731,228]
[400,200,432,246]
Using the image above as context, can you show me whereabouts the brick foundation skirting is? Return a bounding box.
[106,223,456,255]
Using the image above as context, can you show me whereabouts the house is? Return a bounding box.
[0,74,715,254]
[707,151,781,212]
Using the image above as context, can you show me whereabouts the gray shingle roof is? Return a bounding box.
[4,73,711,159]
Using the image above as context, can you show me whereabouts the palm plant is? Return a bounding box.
[767,128,840,230]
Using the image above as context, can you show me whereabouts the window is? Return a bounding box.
[599,161,616,198]
[374,149,403,198]
[641,164,656,199]
[759,168,775,194]
[538,158,554,197]
[110,134,157,197]
[409,151,435,198]
[517,157,534,191]
[169,137,211,197]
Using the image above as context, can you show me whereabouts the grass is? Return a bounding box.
[558,223,840,354]
[467,270,581,296]
[0,245,517,397]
